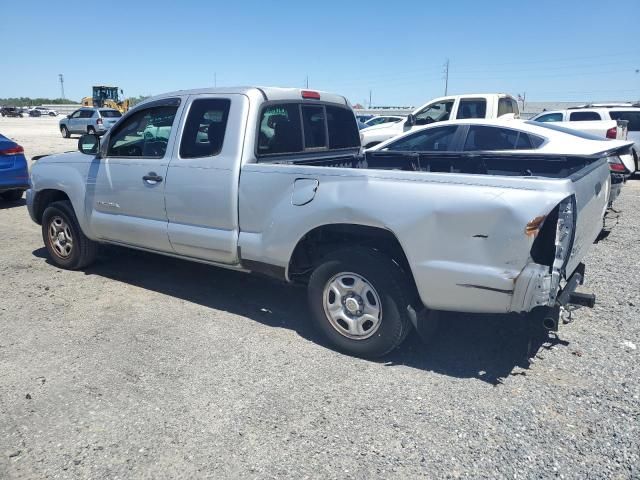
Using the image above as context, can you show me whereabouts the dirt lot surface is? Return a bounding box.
[0,116,76,164]
[1,118,639,479]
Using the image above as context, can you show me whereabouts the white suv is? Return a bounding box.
[532,104,640,172]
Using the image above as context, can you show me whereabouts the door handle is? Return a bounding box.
[143,172,163,184]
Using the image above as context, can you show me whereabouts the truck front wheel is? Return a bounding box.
[307,248,412,358]
[42,200,97,270]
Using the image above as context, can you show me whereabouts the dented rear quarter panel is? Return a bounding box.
[238,164,576,313]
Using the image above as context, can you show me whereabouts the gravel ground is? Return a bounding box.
[1,119,639,479]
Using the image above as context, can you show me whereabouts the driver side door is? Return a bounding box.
[88,98,184,252]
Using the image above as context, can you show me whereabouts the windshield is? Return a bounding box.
[524,120,606,141]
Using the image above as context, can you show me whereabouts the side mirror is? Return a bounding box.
[66,115,70,119]
[78,133,100,155]
[405,114,416,128]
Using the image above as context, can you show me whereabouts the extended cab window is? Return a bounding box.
[569,111,601,121]
[464,126,536,151]
[415,100,454,125]
[497,98,514,117]
[384,125,458,152]
[108,105,178,158]
[456,99,487,119]
[534,112,563,123]
[180,99,231,158]
[258,103,359,156]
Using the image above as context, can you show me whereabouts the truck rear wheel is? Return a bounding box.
[42,200,97,270]
[307,248,412,358]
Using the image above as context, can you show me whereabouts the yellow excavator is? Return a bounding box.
[81,86,130,114]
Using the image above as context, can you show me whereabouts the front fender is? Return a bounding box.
[30,157,94,238]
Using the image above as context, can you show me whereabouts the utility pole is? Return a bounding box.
[369,89,372,108]
[58,74,65,100]
[517,92,526,112]
[214,72,217,88]
[305,75,309,88]
[443,59,449,96]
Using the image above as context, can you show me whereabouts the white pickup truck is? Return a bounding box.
[28,87,614,358]
[530,108,634,173]
[360,93,519,148]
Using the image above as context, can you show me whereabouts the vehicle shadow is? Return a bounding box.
[32,245,568,385]
[0,198,26,210]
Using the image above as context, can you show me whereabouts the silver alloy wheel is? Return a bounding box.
[322,272,382,340]
[48,215,73,258]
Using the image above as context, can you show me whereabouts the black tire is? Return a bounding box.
[87,126,96,135]
[41,200,98,270]
[61,126,70,138]
[49,112,56,116]
[307,248,413,358]
[0,190,24,201]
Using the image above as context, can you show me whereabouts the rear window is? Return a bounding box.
[525,120,605,140]
[258,103,359,156]
[569,111,601,121]
[326,106,359,149]
[609,111,640,132]
[100,110,121,118]
[456,99,487,119]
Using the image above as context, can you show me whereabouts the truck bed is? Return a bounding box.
[263,150,601,179]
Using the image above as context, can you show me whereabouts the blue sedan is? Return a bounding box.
[0,133,29,201]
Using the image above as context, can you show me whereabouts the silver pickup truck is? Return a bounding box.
[27,87,615,358]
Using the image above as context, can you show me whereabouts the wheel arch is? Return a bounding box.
[31,189,71,225]
[287,223,419,298]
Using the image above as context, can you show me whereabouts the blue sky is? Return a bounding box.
[2,0,639,105]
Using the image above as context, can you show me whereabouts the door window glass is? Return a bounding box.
[534,112,563,123]
[415,100,454,125]
[456,99,487,119]
[70,110,82,119]
[180,99,231,158]
[569,111,601,121]
[385,125,458,151]
[108,106,178,158]
[464,126,535,150]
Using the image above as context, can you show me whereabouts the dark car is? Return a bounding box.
[1,106,23,118]
[0,133,29,201]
